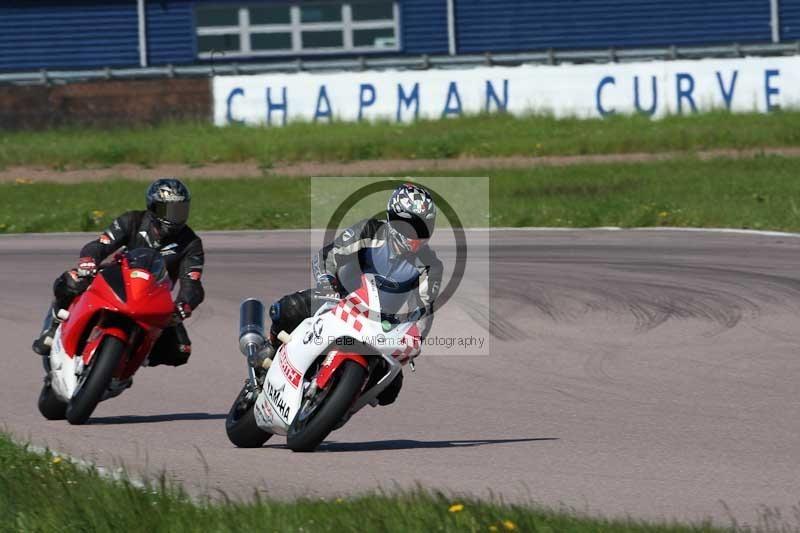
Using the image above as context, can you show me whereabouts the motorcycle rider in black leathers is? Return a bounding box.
[262,183,443,406]
[32,178,205,368]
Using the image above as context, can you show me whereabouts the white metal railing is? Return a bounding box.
[1,41,799,85]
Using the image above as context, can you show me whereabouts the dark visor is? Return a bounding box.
[389,212,433,239]
[152,201,190,225]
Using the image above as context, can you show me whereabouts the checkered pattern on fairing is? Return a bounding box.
[392,323,421,363]
[335,295,370,332]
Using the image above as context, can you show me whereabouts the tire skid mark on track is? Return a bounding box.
[491,256,800,336]
[583,349,621,386]
[458,297,529,341]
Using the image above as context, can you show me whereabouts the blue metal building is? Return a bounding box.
[0,0,789,72]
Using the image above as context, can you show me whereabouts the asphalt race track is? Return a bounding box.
[2,229,799,526]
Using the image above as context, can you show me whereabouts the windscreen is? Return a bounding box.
[126,248,167,281]
[336,262,422,326]
[375,277,416,319]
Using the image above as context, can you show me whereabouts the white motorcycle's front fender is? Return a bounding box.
[251,313,373,434]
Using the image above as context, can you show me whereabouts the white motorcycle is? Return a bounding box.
[226,273,422,452]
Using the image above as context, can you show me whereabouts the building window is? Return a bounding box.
[196,2,399,58]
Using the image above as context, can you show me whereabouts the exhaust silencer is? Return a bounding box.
[239,298,266,358]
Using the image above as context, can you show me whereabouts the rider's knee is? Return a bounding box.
[148,326,191,367]
[53,270,89,310]
[172,343,192,366]
[270,290,313,336]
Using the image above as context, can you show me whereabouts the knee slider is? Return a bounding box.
[173,348,191,366]
[269,302,281,321]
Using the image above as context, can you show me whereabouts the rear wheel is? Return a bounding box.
[287,360,366,453]
[226,385,272,448]
[37,380,67,420]
[66,336,125,425]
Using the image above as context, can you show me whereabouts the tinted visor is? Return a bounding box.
[389,212,433,240]
[151,201,190,225]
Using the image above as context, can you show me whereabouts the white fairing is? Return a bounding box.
[48,325,79,402]
[252,274,422,434]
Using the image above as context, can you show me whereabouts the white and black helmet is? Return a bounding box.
[386,183,436,253]
[145,178,191,237]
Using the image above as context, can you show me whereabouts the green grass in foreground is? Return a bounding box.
[1,156,799,234]
[1,112,800,168]
[0,435,722,533]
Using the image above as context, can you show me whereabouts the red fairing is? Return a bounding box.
[60,274,123,357]
[315,351,368,389]
[58,254,175,378]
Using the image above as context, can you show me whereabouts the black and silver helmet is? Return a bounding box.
[145,178,191,238]
[386,183,436,253]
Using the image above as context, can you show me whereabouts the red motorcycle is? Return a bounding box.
[39,248,177,425]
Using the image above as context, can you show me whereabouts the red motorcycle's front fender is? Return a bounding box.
[81,323,130,366]
[314,351,368,389]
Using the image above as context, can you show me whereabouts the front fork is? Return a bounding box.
[243,343,264,405]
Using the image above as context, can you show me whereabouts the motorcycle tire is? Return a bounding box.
[287,360,366,453]
[226,386,273,448]
[38,381,67,420]
[66,336,125,425]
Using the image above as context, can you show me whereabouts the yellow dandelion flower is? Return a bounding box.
[658,211,669,218]
[335,498,344,504]
[502,520,517,530]
[448,503,464,513]
[52,456,62,465]
[489,526,499,532]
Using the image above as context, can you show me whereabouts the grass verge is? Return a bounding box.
[1,156,799,234]
[0,434,722,532]
[1,112,800,168]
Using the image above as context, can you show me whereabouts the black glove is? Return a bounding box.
[175,302,192,321]
[76,257,97,278]
[315,274,340,300]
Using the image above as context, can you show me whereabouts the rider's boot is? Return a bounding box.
[32,305,68,356]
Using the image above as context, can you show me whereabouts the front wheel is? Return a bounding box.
[226,385,273,448]
[66,336,125,425]
[287,360,367,453]
[38,380,67,420]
